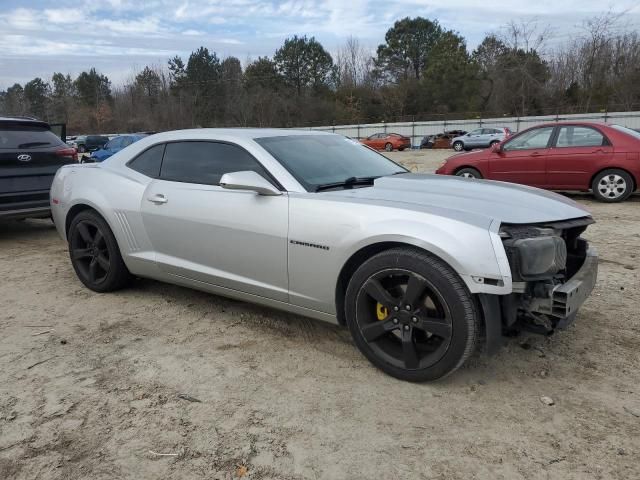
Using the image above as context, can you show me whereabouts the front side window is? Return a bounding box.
[255,134,406,191]
[503,127,554,151]
[128,143,165,178]
[555,126,606,147]
[468,129,482,136]
[160,141,270,186]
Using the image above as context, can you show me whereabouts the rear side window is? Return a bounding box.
[160,141,270,186]
[128,144,165,177]
[0,125,64,149]
[556,126,606,147]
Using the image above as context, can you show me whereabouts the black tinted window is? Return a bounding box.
[0,125,64,149]
[128,144,165,177]
[160,141,269,185]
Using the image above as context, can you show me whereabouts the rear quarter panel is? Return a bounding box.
[51,164,160,277]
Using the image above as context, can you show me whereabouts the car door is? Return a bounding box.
[140,140,289,302]
[546,125,613,189]
[371,133,384,149]
[488,126,555,187]
[483,128,501,146]
[465,129,484,148]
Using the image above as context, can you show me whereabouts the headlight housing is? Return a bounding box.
[500,226,567,281]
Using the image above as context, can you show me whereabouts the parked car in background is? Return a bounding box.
[451,127,512,152]
[66,135,78,146]
[436,122,640,202]
[74,135,109,153]
[88,134,147,162]
[421,130,467,149]
[0,116,77,219]
[360,133,411,151]
[51,129,598,381]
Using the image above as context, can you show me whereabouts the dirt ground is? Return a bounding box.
[1,150,639,480]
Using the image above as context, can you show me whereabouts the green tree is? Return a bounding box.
[168,56,186,86]
[182,47,223,125]
[375,17,444,82]
[24,78,50,119]
[135,66,162,99]
[75,68,111,107]
[51,73,75,122]
[2,84,26,116]
[274,35,334,94]
[245,57,281,90]
[421,32,480,112]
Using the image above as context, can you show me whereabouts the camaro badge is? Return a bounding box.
[289,239,330,251]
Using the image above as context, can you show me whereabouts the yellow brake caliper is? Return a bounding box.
[376,303,388,321]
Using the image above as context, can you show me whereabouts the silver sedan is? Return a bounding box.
[50,129,598,381]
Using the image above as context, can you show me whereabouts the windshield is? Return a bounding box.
[255,134,407,191]
[611,124,640,140]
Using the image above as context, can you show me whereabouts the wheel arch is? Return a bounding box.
[453,165,482,176]
[589,167,637,192]
[65,203,100,237]
[335,241,459,326]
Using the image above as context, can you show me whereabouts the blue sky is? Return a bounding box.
[1,0,639,89]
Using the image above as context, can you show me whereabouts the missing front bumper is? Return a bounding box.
[528,248,598,322]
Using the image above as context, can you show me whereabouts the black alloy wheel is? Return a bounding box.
[68,210,132,292]
[345,248,479,381]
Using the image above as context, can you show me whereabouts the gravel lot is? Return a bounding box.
[1,150,639,479]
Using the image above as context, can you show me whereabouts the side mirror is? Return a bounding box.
[219,171,281,196]
[490,142,502,153]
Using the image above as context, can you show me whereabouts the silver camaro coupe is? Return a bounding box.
[51,129,598,381]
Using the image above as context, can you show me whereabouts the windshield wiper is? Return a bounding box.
[315,176,380,192]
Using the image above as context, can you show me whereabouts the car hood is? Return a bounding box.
[324,173,590,224]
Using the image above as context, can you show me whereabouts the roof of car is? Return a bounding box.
[148,128,332,142]
[0,116,49,128]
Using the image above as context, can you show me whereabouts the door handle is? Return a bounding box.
[147,194,168,204]
[530,151,543,157]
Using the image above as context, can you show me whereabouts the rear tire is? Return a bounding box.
[77,145,86,153]
[455,167,482,179]
[489,140,500,147]
[452,141,464,152]
[345,247,479,382]
[68,210,132,292]
[591,169,633,202]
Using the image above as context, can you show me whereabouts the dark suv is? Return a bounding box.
[75,135,109,153]
[0,117,77,220]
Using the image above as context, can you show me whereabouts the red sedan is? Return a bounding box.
[436,122,640,202]
[360,133,411,152]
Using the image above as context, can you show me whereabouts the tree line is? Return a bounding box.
[1,14,639,134]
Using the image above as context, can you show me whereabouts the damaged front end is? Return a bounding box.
[481,217,598,351]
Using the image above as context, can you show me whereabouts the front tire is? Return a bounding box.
[385,142,393,152]
[452,141,464,152]
[591,169,633,202]
[68,210,132,292]
[345,248,479,382]
[455,167,482,179]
